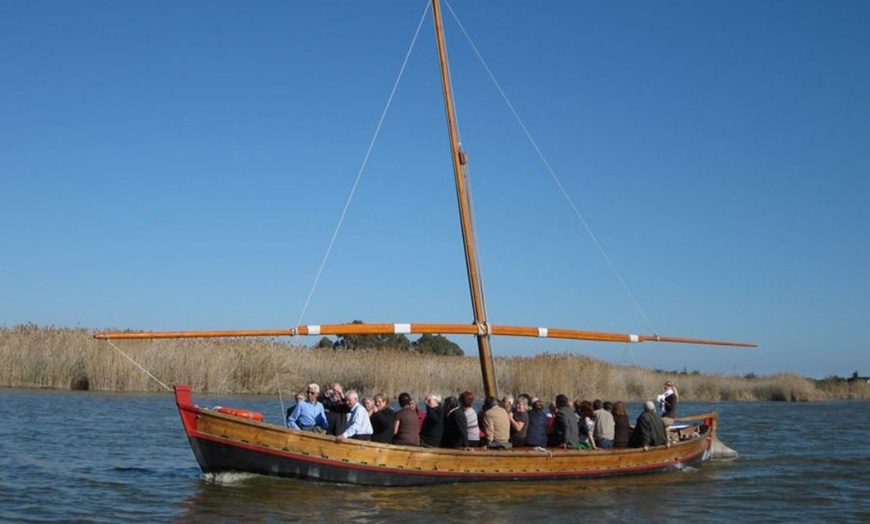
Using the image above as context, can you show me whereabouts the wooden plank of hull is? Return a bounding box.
[186,433,710,486]
[175,386,714,486]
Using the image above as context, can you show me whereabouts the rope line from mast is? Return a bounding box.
[274,362,285,422]
[442,2,658,336]
[281,2,433,417]
[293,1,432,337]
[104,339,172,392]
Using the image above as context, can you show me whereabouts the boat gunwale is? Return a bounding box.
[192,404,714,458]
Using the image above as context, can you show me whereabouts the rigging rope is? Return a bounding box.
[282,1,434,416]
[105,339,172,393]
[293,1,432,335]
[108,337,288,422]
[274,364,285,422]
[443,1,658,337]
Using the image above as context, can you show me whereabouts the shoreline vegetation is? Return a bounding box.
[2,324,867,401]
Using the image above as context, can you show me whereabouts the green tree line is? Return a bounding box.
[316,320,463,356]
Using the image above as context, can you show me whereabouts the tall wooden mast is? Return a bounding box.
[431,0,498,399]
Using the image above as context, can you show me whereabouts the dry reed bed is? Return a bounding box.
[2,324,867,401]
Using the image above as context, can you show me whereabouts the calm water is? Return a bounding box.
[2,390,868,523]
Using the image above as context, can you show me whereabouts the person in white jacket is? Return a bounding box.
[656,381,678,425]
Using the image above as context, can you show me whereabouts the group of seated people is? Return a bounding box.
[285,381,679,451]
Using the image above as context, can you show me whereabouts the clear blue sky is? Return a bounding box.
[2,1,868,379]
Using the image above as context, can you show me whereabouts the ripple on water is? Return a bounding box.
[4,392,870,522]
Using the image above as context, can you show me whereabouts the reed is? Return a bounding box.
[1,324,867,402]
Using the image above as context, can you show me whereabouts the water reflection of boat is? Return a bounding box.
[97,0,751,486]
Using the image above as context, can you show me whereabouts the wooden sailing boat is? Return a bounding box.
[96,0,752,486]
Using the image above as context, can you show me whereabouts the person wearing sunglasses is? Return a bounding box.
[287,383,328,433]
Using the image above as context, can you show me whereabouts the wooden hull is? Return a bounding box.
[175,386,717,486]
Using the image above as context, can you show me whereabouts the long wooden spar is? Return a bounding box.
[94,323,756,347]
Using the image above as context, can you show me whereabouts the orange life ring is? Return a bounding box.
[214,406,264,421]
